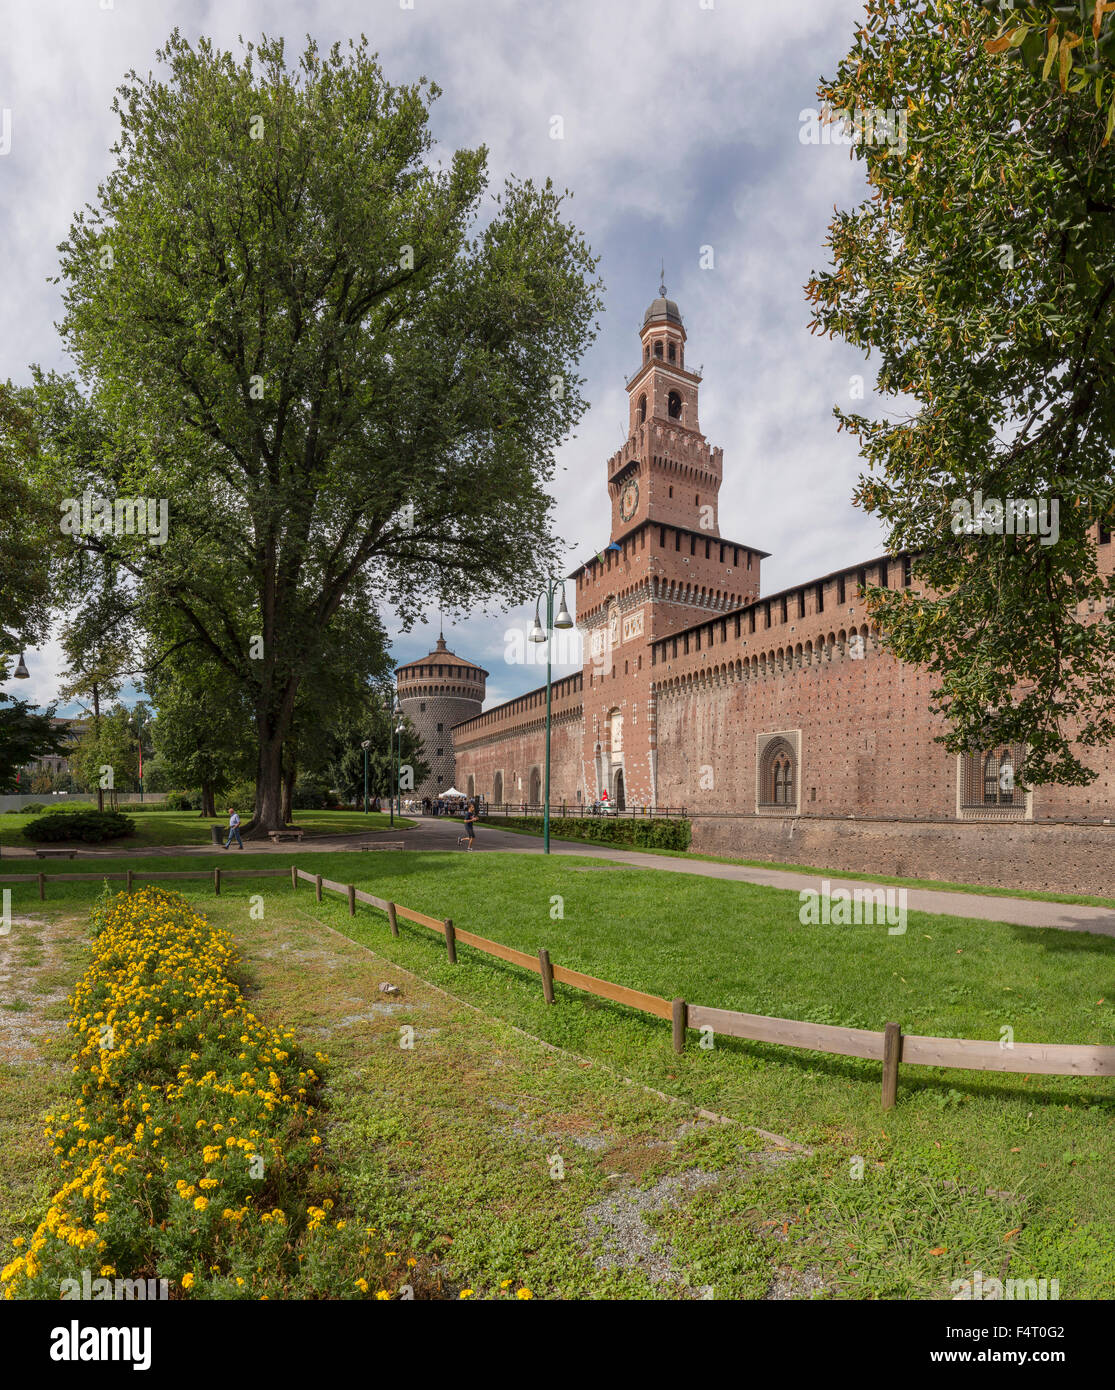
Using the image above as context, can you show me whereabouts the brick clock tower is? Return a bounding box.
[571,284,766,809]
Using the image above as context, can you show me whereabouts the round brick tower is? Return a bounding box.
[395,634,488,800]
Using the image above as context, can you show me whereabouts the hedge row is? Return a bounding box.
[0,887,419,1301]
[20,809,135,843]
[484,815,691,851]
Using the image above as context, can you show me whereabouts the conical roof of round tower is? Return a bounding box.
[395,634,489,678]
[642,295,683,327]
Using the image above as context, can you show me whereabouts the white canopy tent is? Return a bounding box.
[440,787,468,799]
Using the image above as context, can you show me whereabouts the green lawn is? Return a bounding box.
[478,816,1115,911]
[0,807,414,850]
[4,851,1114,1296]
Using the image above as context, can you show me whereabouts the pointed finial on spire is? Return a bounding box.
[659,259,667,297]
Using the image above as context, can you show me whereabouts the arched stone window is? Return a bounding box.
[667,390,682,419]
[467,774,475,799]
[638,393,647,424]
[654,341,663,358]
[759,737,797,808]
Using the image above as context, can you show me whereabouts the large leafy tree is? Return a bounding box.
[806,0,1115,787]
[0,692,72,793]
[0,382,62,656]
[53,31,602,833]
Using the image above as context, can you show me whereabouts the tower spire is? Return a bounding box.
[659,259,667,297]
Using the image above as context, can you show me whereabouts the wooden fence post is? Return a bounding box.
[291,864,297,890]
[387,902,399,938]
[38,872,45,901]
[214,867,221,896]
[672,998,688,1054]
[881,1022,902,1111]
[315,874,322,903]
[347,884,356,917]
[444,917,456,964]
[127,869,134,893]
[539,948,554,1004]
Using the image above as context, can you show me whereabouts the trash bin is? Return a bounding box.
[211,825,223,846]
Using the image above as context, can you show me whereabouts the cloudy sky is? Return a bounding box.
[1,0,890,715]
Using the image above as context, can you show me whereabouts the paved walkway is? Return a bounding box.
[3,816,1114,938]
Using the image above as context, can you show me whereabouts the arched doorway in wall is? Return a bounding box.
[528,766,542,807]
[613,769,626,811]
[493,770,503,806]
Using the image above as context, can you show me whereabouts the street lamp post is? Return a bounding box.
[394,715,405,822]
[361,740,371,815]
[528,578,574,854]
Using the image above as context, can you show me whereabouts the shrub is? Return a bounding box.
[164,790,201,811]
[0,888,420,1301]
[20,809,135,843]
[292,776,330,811]
[225,780,257,816]
[482,814,691,851]
[17,802,46,813]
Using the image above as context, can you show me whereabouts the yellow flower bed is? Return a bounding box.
[1,887,413,1300]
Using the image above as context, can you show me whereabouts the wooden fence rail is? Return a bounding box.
[6,865,1114,1109]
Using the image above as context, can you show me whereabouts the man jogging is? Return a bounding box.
[225,806,243,850]
[457,801,477,851]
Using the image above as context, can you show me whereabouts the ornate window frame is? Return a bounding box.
[757,730,801,815]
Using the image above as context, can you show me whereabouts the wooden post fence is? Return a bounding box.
[881,1021,902,1110]
[672,998,688,1054]
[539,947,554,1004]
[6,865,1114,1113]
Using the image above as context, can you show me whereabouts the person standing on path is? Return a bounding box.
[224,807,243,850]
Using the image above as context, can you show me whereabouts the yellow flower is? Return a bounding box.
[181,1272,195,1290]
[375,1290,390,1301]
[517,1288,533,1300]
[500,1279,512,1288]
[193,1196,209,1211]
[459,1289,474,1299]
[355,1278,369,1293]
[407,1258,417,1268]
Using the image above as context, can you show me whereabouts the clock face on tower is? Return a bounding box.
[619,479,639,522]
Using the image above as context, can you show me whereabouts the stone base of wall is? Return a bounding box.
[690,814,1115,898]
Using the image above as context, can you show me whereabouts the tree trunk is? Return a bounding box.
[93,683,104,814]
[281,761,296,826]
[199,780,216,819]
[247,731,285,837]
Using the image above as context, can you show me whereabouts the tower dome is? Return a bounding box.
[642,295,683,327]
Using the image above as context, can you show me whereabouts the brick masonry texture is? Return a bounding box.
[438,294,1115,891]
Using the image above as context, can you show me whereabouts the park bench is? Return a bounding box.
[34,849,79,859]
[267,829,305,843]
[360,840,406,851]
